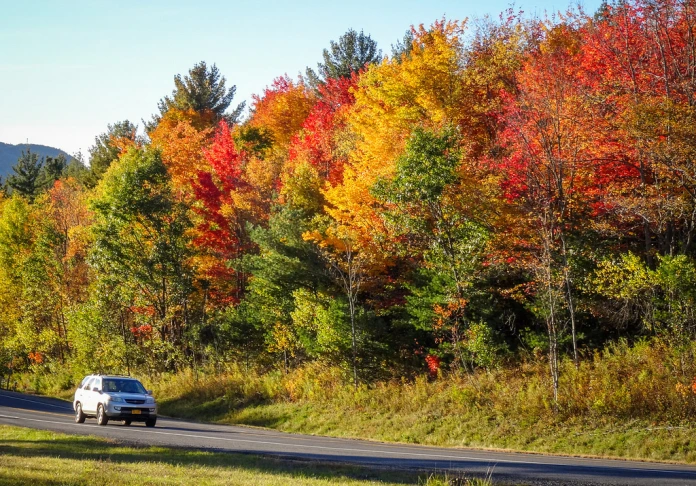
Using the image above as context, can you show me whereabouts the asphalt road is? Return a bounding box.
[1,390,696,485]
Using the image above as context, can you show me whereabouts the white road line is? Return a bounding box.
[0,393,71,410]
[3,414,695,477]
[0,414,19,419]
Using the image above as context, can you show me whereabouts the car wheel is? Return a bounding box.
[123,420,132,426]
[145,418,156,428]
[96,404,109,426]
[74,403,86,424]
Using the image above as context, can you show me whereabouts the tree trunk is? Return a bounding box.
[560,235,578,368]
[349,296,358,390]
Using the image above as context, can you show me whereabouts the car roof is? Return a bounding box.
[84,374,140,380]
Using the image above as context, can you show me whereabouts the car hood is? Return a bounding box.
[106,393,155,402]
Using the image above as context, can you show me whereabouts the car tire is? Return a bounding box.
[145,418,156,428]
[96,404,109,426]
[74,403,86,424]
[123,420,132,426]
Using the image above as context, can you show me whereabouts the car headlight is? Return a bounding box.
[146,397,155,404]
[109,396,124,402]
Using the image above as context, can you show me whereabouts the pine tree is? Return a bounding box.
[7,150,43,200]
[40,154,66,190]
[88,120,139,184]
[305,29,381,88]
[150,61,244,131]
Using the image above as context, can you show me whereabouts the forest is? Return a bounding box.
[3,0,696,417]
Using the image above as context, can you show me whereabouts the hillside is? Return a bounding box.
[0,142,72,178]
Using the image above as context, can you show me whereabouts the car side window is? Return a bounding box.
[82,377,94,390]
[92,378,101,391]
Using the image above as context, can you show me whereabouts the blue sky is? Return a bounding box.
[1,0,601,158]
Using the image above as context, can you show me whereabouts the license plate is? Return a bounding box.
[132,409,141,415]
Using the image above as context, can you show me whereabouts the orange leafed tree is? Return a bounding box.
[248,75,316,151]
[322,20,471,267]
[148,108,216,191]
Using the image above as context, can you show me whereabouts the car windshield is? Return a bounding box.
[102,378,147,394]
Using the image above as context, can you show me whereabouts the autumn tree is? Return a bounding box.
[248,76,316,150]
[244,75,316,215]
[148,109,215,190]
[320,19,471,293]
[497,21,603,398]
[285,75,357,186]
[190,121,249,306]
[0,182,92,367]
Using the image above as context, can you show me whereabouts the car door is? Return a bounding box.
[76,377,91,411]
[84,377,100,413]
[74,376,87,406]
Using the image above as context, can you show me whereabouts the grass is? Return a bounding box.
[158,386,696,464]
[0,425,493,486]
[147,340,696,465]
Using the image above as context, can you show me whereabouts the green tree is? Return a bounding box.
[0,196,32,359]
[306,29,382,88]
[88,120,139,184]
[90,147,195,371]
[7,151,43,201]
[242,205,330,368]
[39,154,66,190]
[151,61,244,129]
[391,29,415,61]
[0,192,80,365]
[372,126,491,369]
[63,155,91,186]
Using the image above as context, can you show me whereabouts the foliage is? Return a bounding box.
[593,253,696,344]
[7,2,696,423]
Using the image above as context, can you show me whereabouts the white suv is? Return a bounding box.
[74,375,157,427]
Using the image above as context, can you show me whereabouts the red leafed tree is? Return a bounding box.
[581,0,696,258]
[288,75,358,185]
[497,22,600,400]
[192,121,249,305]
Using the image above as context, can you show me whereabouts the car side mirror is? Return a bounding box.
[92,387,101,393]
[147,390,153,395]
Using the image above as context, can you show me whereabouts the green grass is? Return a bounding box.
[160,391,696,464]
[0,425,493,486]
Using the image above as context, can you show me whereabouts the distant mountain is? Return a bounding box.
[0,142,72,179]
